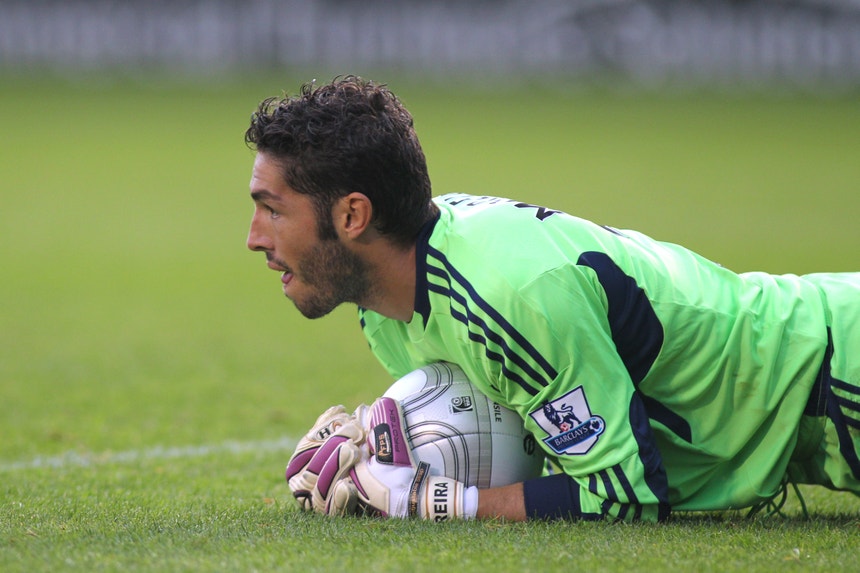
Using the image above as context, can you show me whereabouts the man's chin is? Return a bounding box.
[291,297,340,320]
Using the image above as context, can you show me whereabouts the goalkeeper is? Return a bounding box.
[244,76,860,522]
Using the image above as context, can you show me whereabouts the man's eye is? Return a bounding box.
[265,205,280,219]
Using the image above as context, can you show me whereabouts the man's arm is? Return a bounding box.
[475,482,526,521]
[477,474,592,521]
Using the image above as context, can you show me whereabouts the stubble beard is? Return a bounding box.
[292,238,373,320]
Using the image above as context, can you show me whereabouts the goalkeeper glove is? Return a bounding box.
[285,404,366,511]
[318,397,479,520]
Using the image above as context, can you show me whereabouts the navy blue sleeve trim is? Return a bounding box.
[523,474,600,521]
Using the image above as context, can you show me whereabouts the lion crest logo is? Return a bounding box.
[529,387,605,455]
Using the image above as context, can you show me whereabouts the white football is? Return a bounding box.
[383,362,544,489]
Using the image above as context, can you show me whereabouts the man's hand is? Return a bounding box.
[285,405,366,511]
[315,397,479,520]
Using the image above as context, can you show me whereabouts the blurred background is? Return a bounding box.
[3,0,860,87]
[1,0,859,460]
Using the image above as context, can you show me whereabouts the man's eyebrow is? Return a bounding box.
[250,190,278,202]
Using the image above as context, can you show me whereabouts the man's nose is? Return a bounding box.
[246,210,272,252]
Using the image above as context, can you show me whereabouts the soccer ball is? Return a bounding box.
[382,362,545,489]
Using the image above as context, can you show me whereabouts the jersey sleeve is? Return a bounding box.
[500,263,671,522]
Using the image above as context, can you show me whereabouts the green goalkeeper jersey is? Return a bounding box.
[359,193,831,521]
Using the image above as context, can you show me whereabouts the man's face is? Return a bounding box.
[246,152,371,319]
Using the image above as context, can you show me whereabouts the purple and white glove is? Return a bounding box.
[314,397,479,520]
[285,405,366,511]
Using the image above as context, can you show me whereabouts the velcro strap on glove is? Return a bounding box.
[409,467,470,521]
[367,398,412,464]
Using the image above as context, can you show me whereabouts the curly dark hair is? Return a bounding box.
[245,75,438,245]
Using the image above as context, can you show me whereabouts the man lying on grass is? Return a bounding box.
[243,75,860,521]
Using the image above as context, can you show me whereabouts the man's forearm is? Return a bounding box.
[475,482,527,521]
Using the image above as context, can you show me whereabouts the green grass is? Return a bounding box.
[1,74,859,572]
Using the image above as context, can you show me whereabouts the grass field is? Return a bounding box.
[1,73,859,572]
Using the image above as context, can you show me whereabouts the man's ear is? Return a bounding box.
[333,192,373,240]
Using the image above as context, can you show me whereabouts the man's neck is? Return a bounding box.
[359,242,417,322]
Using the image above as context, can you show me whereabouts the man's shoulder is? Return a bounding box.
[429,193,610,264]
[432,193,599,233]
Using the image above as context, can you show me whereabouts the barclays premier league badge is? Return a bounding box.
[530,387,605,455]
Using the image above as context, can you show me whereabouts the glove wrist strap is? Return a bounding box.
[410,464,477,521]
[407,462,432,517]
